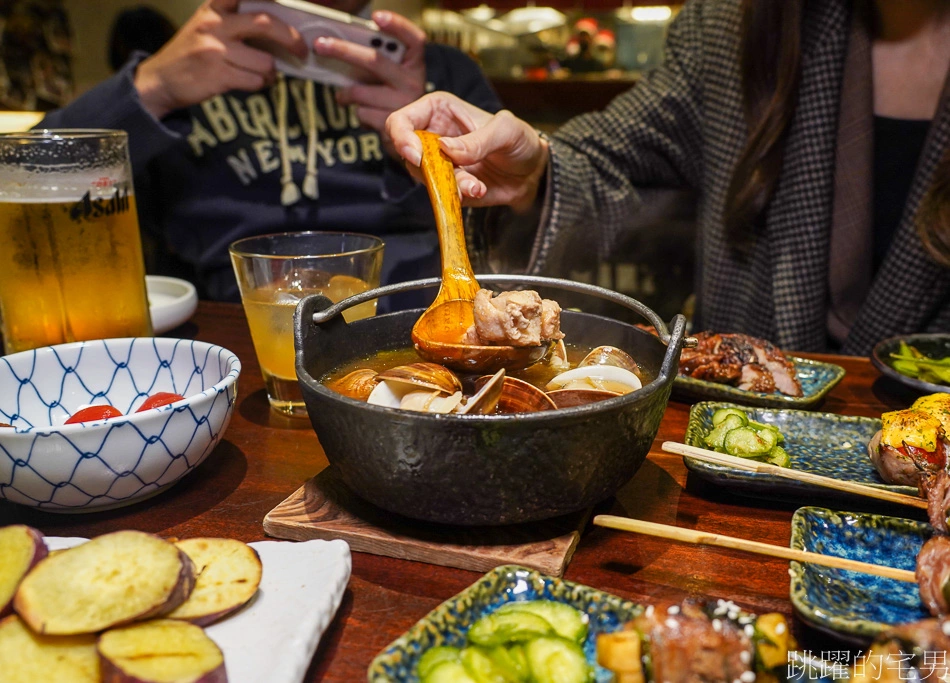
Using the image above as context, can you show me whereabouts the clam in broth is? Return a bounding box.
[323,344,648,415]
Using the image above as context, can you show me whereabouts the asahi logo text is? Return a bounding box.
[69,184,131,223]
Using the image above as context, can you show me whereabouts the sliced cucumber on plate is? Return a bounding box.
[417,600,593,683]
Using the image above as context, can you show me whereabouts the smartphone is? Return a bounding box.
[238,0,407,87]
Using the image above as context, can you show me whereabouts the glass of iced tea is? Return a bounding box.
[0,130,153,353]
[230,231,384,417]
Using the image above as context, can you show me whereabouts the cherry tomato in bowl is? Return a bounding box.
[64,405,125,425]
[136,392,186,412]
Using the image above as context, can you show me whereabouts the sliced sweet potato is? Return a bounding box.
[98,619,227,683]
[0,524,47,618]
[165,538,262,626]
[14,530,196,635]
[0,614,99,682]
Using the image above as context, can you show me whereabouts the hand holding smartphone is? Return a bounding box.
[238,0,407,87]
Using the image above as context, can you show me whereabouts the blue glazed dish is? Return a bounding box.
[674,357,845,409]
[682,402,914,501]
[789,507,930,644]
[368,564,844,682]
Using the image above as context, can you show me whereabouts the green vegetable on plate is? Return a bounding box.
[703,407,789,467]
[417,600,593,683]
[494,600,589,643]
[890,341,950,386]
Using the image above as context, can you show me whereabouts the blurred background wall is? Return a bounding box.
[64,0,196,96]
[0,0,72,110]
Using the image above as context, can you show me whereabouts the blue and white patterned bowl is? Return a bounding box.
[0,337,240,512]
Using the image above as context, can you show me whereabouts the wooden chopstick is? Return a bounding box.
[593,515,918,583]
[662,441,929,510]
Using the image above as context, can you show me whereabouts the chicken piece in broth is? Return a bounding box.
[463,289,564,347]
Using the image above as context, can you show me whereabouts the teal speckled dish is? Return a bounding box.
[674,357,845,409]
[368,564,844,682]
[683,402,915,502]
[789,507,930,644]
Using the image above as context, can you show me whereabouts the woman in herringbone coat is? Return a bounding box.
[387,0,950,355]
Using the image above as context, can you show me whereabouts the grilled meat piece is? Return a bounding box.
[630,600,754,683]
[917,535,950,616]
[679,331,803,397]
[852,618,950,683]
[884,617,950,654]
[920,470,950,534]
[869,433,931,489]
[681,354,744,384]
[751,339,801,396]
[739,364,776,393]
[870,410,950,488]
[680,332,753,382]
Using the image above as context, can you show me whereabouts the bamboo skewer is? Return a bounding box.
[662,441,930,510]
[593,515,918,583]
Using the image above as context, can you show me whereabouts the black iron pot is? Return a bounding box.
[295,275,687,526]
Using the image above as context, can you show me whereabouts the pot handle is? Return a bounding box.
[661,313,690,385]
[310,274,698,348]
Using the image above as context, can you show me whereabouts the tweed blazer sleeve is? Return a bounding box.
[528,0,707,274]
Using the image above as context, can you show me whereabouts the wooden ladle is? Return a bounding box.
[410,131,548,374]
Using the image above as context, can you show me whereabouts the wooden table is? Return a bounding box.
[0,302,926,680]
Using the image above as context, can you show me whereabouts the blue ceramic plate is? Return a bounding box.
[682,402,915,501]
[369,564,843,682]
[871,333,950,395]
[789,507,930,644]
[674,357,845,409]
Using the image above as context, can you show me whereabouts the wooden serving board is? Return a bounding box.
[263,467,590,577]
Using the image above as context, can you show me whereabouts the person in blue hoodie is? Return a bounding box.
[40,0,501,306]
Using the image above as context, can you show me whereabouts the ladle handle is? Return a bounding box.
[309,274,697,349]
[416,131,480,302]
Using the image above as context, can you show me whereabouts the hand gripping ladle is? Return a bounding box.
[410,131,548,374]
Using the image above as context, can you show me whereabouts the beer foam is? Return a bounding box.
[0,168,134,202]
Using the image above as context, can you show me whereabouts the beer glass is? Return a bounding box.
[0,130,152,354]
[230,232,384,417]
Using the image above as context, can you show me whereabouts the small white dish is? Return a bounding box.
[46,536,352,683]
[148,275,198,334]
